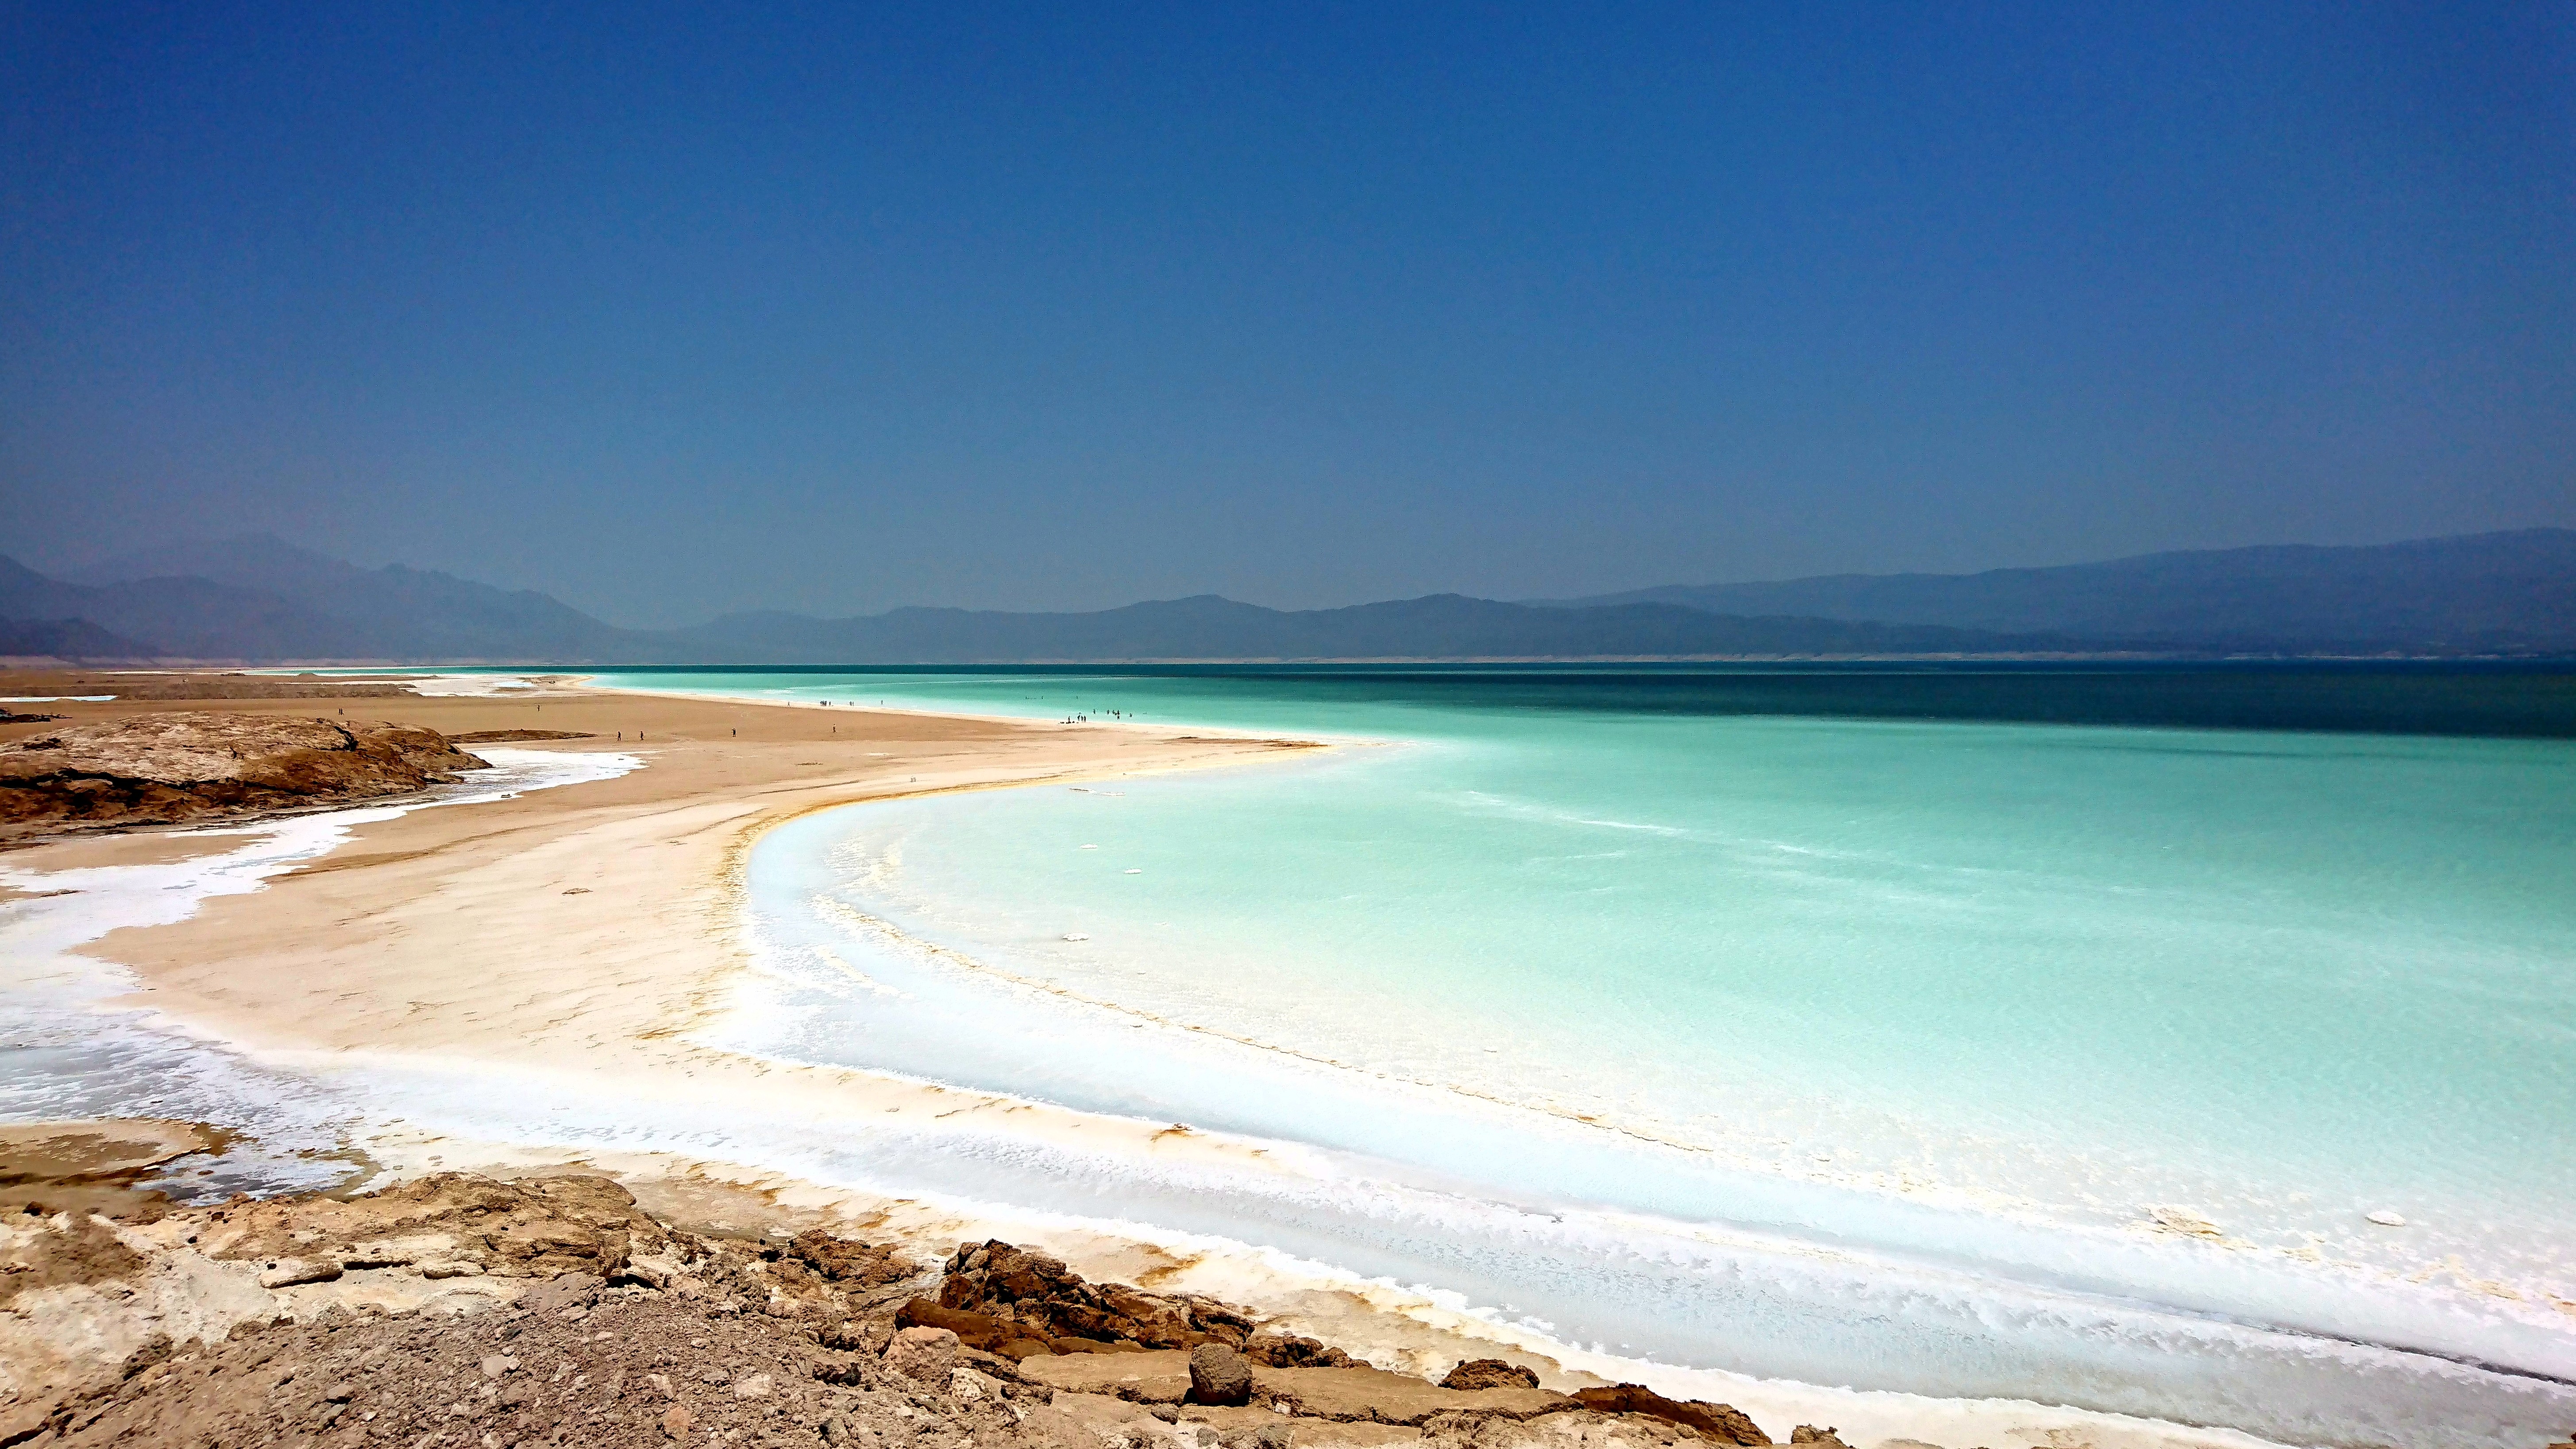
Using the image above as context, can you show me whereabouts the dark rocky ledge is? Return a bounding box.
[0,711,489,840]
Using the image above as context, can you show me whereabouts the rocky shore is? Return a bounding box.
[0,1129,1844,1449]
[0,712,489,840]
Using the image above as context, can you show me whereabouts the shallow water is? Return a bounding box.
[0,748,641,1199]
[580,663,2576,1448]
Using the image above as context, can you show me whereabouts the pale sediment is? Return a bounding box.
[0,672,2296,1449]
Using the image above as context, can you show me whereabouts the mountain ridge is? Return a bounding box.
[6,529,2572,663]
[1534,528,2576,651]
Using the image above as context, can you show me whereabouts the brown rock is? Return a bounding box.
[789,1229,912,1287]
[1243,1332,1355,1369]
[0,712,489,837]
[885,1326,961,1387]
[936,1239,1257,1351]
[1018,1349,1194,1404]
[1789,1429,1848,1447]
[0,1170,1007,1449]
[1190,1343,1255,1406]
[1251,1364,1569,1426]
[199,1172,650,1288]
[822,1318,896,1354]
[662,1402,695,1439]
[1438,1360,1539,1391]
[1572,1385,1770,1445]
[898,1297,1014,1351]
[516,1273,603,1316]
[0,1399,60,1447]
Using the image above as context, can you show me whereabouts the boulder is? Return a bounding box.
[1190,1343,1255,1406]
[884,1326,960,1387]
[1438,1360,1539,1391]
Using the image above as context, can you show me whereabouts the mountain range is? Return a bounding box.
[2,529,2569,663]
[1536,528,2576,653]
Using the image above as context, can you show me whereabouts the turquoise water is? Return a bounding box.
[587,665,2576,1446]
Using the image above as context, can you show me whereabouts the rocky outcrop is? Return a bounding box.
[187,1172,652,1286]
[1440,1360,1541,1391]
[1571,1384,1771,1445]
[0,1147,1810,1449]
[921,1239,1354,1367]
[0,711,488,837]
[1016,1351,1576,1425]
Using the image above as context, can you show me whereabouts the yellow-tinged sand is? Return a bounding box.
[2,673,1316,1180]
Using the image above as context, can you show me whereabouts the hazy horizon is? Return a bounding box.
[7,4,2571,627]
[13,524,2564,630]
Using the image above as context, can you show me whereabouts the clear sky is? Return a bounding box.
[5,2,2570,626]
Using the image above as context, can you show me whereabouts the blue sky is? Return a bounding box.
[5,2,2569,625]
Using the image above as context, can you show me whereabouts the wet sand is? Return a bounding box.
[5,671,1304,1128]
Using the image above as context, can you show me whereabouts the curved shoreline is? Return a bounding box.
[0,672,2476,1448]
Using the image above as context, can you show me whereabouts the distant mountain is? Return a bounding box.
[65,534,636,661]
[3,543,2072,662]
[5,528,2570,663]
[0,615,156,661]
[675,593,2064,662]
[1538,529,2576,652]
[0,553,371,659]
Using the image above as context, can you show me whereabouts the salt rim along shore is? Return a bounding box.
[0,669,2383,1448]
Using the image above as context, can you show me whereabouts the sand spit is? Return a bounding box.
[0,671,2315,1449]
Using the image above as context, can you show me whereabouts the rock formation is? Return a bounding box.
[1441,1360,1541,1391]
[1569,1384,1770,1446]
[0,1141,1828,1449]
[0,711,488,837]
[1188,1343,1254,1406]
[911,1239,1355,1369]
